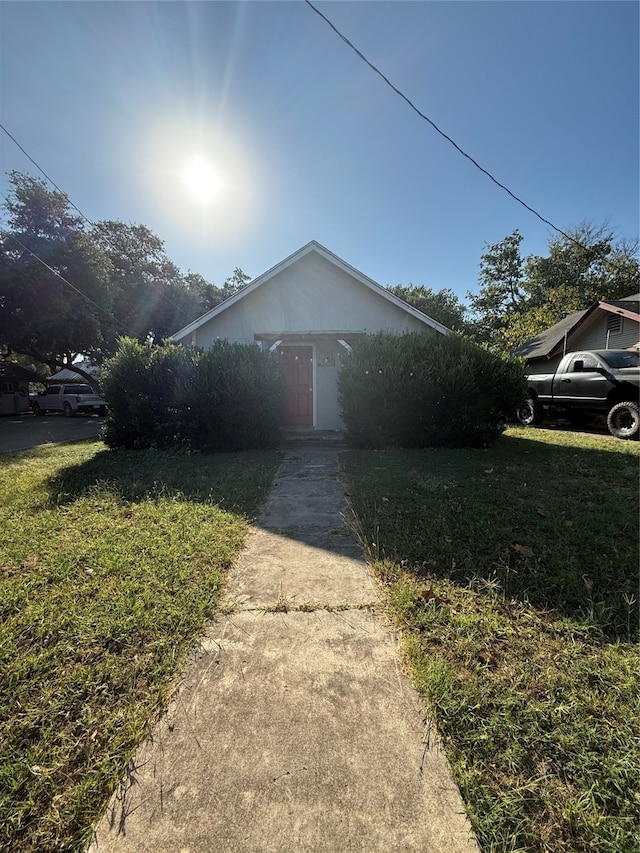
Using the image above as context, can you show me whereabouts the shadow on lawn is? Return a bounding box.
[46,446,280,519]
[345,430,639,640]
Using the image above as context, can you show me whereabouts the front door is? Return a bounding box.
[278,345,313,426]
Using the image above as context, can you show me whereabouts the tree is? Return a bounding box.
[221,267,251,300]
[0,172,113,383]
[93,223,231,342]
[0,170,250,375]
[182,271,224,314]
[92,220,182,344]
[387,284,468,331]
[467,225,640,352]
[466,230,525,350]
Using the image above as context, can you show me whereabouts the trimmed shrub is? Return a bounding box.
[102,338,193,450]
[338,332,526,449]
[101,338,285,452]
[188,341,285,451]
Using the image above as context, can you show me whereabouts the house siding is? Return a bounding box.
[0,380,30,414]
[192,253,429,349]
[573,315,640,352]
[314,339,347,430]
[175,243,446,431]
[526,314,640,374]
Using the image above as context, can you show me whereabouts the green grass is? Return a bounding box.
[0,441,280,853]
[342,427,640,853]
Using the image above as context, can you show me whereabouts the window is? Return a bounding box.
[568,353,600,372]
[64,385,92,394]
[601,351,640,369]
[580,354,600,370]
[2,382,14,393]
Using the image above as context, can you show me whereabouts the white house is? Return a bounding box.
[173,241,449,430]
[0,363,42,415]
[513,294,640,374]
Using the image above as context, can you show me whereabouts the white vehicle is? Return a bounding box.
[31,384,108,417]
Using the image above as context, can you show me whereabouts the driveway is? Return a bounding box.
[0,412,106,453]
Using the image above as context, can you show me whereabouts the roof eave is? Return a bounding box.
[173,240,450,340]
[598,301,640,323]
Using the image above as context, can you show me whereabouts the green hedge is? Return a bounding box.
[101,338,285,451]
[187,342,285,451]
[338,332,526,449]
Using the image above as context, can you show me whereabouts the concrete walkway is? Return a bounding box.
[90,445,478,853]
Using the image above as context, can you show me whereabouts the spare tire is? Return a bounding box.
[606,401,639,439]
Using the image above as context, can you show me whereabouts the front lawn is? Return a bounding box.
[0,441,280,853]
[342,427,639,853]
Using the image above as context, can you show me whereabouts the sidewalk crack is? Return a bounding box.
[220,600,378,616]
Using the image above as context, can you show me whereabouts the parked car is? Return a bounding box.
[517,349,640,439]
[30,384,108,417]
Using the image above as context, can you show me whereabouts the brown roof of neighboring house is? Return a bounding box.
[512,295,640,361]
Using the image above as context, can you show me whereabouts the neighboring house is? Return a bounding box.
[49,359,100,384]
[0,363,43,415]
[513,294,640,374]
[173,240,449,430]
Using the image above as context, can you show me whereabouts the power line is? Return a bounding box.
[5,231,134,337]
[304,1,635,268]
[0,122,93,225]
[0,123,195,323]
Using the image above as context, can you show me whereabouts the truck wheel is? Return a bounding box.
[32,401,42,416]
[63,402,75,418]
[606,401,639,440]
[517,397,544,426]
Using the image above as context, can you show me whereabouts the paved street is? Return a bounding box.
[0,412,106,454]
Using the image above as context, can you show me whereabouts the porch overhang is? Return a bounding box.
[254,331,366,345]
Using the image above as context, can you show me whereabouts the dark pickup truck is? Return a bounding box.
[518,349,640,439]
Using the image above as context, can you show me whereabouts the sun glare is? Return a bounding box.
[145,118,257,237]
[181,157,223,204]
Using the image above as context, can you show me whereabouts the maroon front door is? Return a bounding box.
[279,345,313,426]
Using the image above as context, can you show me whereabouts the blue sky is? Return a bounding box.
[1,1,637,305]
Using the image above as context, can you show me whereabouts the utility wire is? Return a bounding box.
[0,122,93,225]
[304,1,635,269]
[5,231,134,336]
[0,122,195,323]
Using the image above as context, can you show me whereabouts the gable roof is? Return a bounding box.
[513,294,640,361]
[173,241,450,341]
[49,359,100,383]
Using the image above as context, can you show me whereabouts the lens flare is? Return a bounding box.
[181,157,223,203]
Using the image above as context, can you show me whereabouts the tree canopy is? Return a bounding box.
[467,225,640,352]
[0,171,249,379]
[386,284,468,331]
[0,173,113,381]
